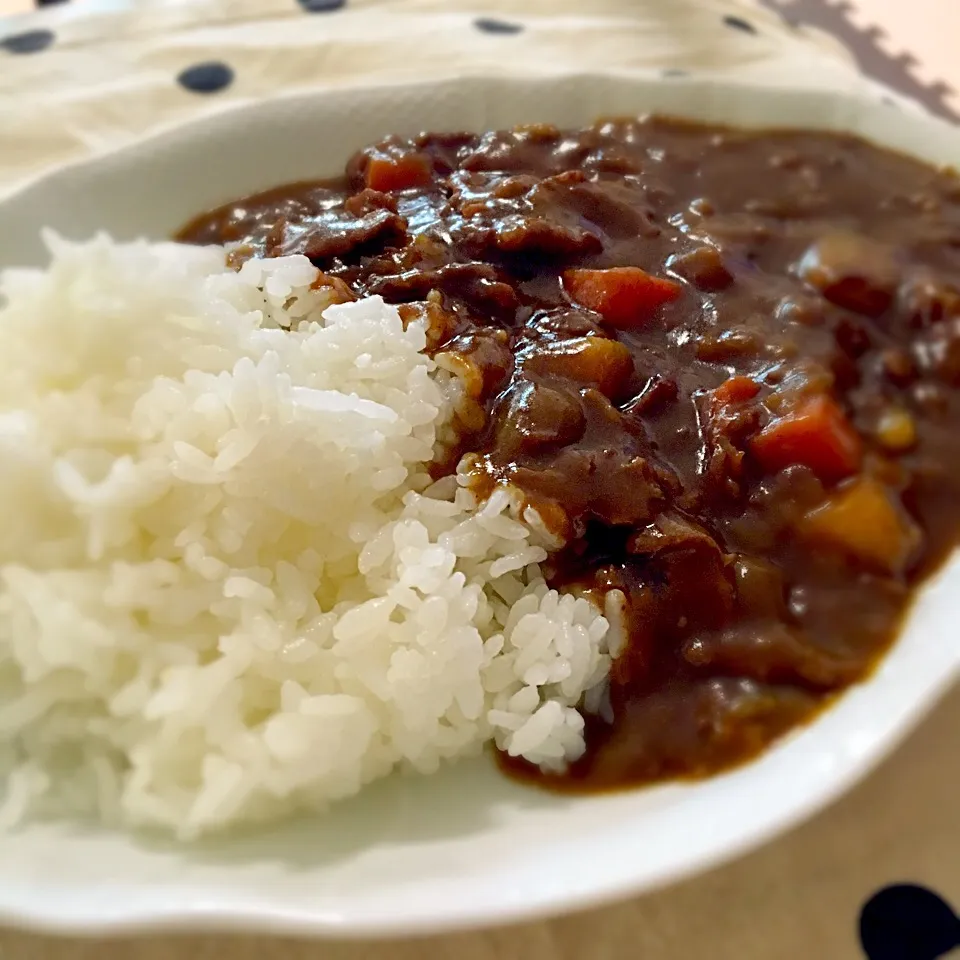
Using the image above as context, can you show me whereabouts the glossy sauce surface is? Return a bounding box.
[178,118,960,789]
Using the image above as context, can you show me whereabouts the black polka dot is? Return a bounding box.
[297,0,345,11]
[723,15,757,35]
[662,69,688,78]
[177,61,235,94]
[474,17,523,35]
[860,885,960,960]
[35,0,69,7]
[0,28,54,54]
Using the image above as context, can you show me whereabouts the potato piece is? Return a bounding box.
[801,477,921,575]
[521,336,634,398]
[667,245,734,292]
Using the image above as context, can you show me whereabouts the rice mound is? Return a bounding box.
[0,234,611,839]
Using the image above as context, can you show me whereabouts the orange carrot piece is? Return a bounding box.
[751,395,862,482]
[364,151,433,192]
[563,267,682,329]
[712,376,760,409]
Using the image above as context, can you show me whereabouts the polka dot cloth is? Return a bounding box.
[173,0,347,89]
[0,5,764,98]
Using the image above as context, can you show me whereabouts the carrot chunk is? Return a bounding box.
[364,151,433,192]
[751,395,862,482]
[563,267,681,329]
[711,375,760,409]
[801,477,921,574]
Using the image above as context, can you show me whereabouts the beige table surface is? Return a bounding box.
[0,688,952,959]
[0,1,957,957]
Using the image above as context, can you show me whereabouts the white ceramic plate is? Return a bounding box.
[0,74,958,938]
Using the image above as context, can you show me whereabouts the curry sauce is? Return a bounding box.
[178,118,960,789]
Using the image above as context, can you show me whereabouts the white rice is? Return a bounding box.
[0,233,613,839]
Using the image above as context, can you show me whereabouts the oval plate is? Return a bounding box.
[0,74,957,938]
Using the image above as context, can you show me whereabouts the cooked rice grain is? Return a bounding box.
[0,234,611,839]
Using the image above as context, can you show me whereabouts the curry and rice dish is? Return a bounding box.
[1,116,959,839]
[179,118,960,791]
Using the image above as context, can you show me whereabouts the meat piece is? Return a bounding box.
[526,308,606,340]
[604,521,734,689]
[493,380,586,458]
[510,448,671,527]
[344,189,399,217]
[582,146,641,175]
[366,262,519,322]
[448,171,536,215]
[702,436,750,501]
[527,172,659,240]
[492,215,602,258]
[695,327,763,363]
[625,512,719,557]
[911,381,950,418]
[283,207,408,265]
[448,169,606,261]
[698,378,764,500]
[622,375,679,418]
[507,391,677,529]
[726,467,828,553]
[796,232,900,318]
